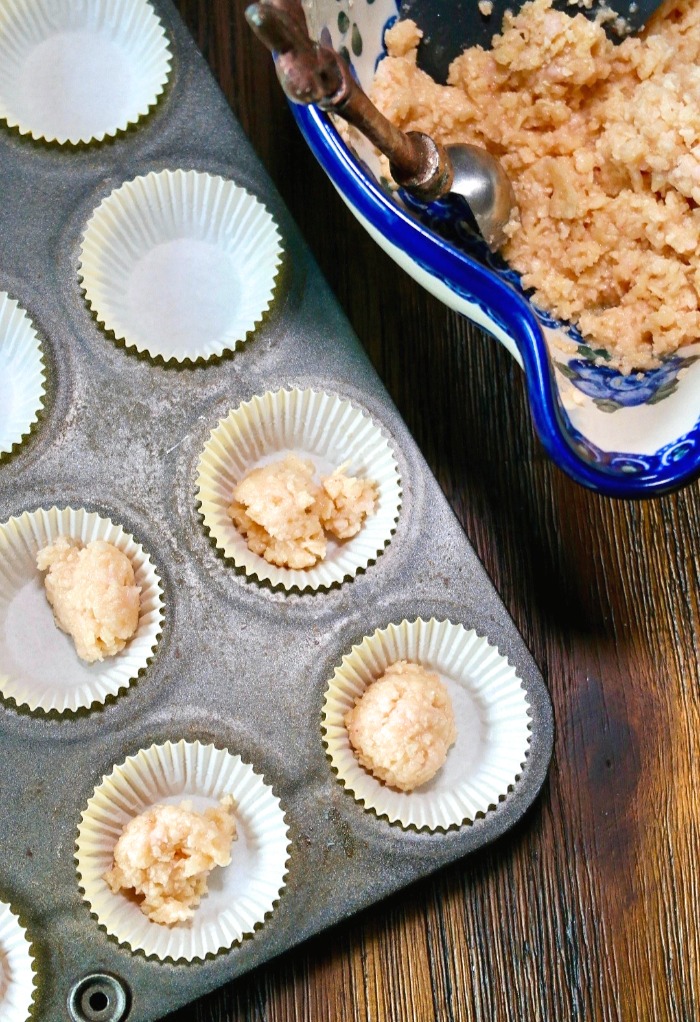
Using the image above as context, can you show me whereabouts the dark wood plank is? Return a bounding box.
[168,2,700,1019]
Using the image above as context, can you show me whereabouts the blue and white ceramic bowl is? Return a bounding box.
[295,0,700,497]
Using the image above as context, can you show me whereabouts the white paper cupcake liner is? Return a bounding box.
[0,293,45,457]
[76,739,290,962]
[0,902,36,1022]
[0,507,164,714]
[0,0,172,145]
[196,388,402,591]
[78,169,283,362]
[323,618,532,831]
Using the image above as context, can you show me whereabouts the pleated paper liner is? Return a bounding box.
[0,901,36,1022]
[78,169,283,363]
[196,388,402,591]
[0,292,46,457]
[323,618,532,831]
[0,507,164,714]
[76,740,291,962]
[0,0,172,145]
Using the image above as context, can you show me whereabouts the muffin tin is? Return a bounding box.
[0,2,554,1019]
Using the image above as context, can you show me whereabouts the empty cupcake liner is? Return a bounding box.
[0,901,36,1022]
[196,388,402,591]
[323,618,532,831]
[76,739,291,962]
[0,507,164,714]
[0,292,46,457]
[78,169,283,362]
[0,0,172,145]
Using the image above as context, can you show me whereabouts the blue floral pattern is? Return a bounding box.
[555,353,699,413]
[568,421,699,474]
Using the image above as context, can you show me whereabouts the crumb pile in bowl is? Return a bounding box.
[229,453,378,570]
[372,0,700,373]
[104,797,237,925]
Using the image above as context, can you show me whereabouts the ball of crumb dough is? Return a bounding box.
[345,661,457,791]
[229,454,327,569]
[36,537,141,663]
[104,797,237,925]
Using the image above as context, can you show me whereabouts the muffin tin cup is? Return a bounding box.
[0,901,36,1022]
[0,292,46,457]
[0,507,164,714]
[78,169,283,363]
[322,618,532,831]
[0,0,172,145]
[196,387,403,591]
[76,739,291,962]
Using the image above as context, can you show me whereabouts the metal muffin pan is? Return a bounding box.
[0,2,554,1019]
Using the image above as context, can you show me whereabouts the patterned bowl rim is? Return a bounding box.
[294,103,700,499]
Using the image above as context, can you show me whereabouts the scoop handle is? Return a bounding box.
[245,0,453,200]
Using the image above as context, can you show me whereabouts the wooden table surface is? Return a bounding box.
[169,3,700,1020]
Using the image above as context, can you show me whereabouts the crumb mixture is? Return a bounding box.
[372,0,700,372]
[229,454,378,569]
[37,537,140,663]
[318,466,379,539]
[104,797,237,925]
[345,660,457,791]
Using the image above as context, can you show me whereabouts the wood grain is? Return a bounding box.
[168,3,700,1019]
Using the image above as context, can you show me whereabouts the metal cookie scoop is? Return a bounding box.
[245,0,516,251]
